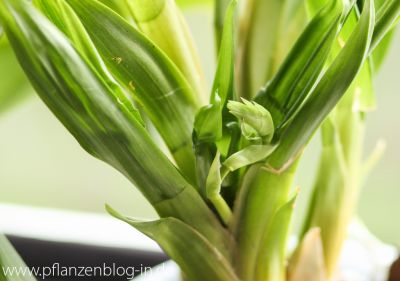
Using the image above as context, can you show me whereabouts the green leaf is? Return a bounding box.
[237,0,307,98]
[254,0,347,129]
[0,38,31,115]
[268,0,375,170]
[126,0,207,104]
[194,100,223,142]
[254,195,297,281]
[107,206,239,281]
[0,0,231,258]
[228,99,274,143]
[97,0,135,22]
[214,0,231,52]
[33,0,144,125]
[371,0,400,51]
[0,235,37,281]
[65,0,199,182]
[223,144,277,172]
[371,29,395,71]
[205,152,232,224]
[212,0,237,106]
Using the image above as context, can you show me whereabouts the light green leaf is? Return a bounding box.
[0,0,231,258]
[371,0,400,51]
[205,152,232,224]
[254,0,347,129]
[65,0,199,182]
[212,0,237,106]
[107,206,239,281]
[194,100,223,142]
[223,144,277,172]
[0,38,31,115]
[268,0,375,170]
[254,195,297,281]
[127,0,207,104]
[0,235,37,281]
[228,99,274,143]
[214,0,231,52]
[237,0,307,98]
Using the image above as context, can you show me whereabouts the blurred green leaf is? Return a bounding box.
[107,206,239,281]
[371,0,400,51]
[0,39,31,115]
[214,0,231,52]
[212,0,236,106]
[268,0,375,170]
[97,0,134,21]
[288,228,327,281]
[65,0,199,183]
[177,0,212,7]
[0,235,37,281]
[194,100,223,142]
[127,0,207,104]
[371,29,395,71]
[255,0,347,129]
[254,195,297,281]
[0,0,231,258]
[237,0,307,98]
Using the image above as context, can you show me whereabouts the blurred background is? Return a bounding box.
[0,3,399,246]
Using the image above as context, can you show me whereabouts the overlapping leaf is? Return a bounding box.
[0,0,231,257]
[254,0,347,129]
[65,0,199,182]
[107,206,239,281]
[268,0,375,169]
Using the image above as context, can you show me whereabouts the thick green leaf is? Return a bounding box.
[212,0,236,106]
[126,0,207,104]
[107,206,239,281]
[237,0,307,98]
[0,235,37,281]
[255,195,297,281]
[0,0,231,258]
[32,0,143,124]
[371,0,400,51]
[267,0,375,170]
[231,160,299,281]
[65,0,199,183]
[254,0,347,129]
[97,0,134,21]
[214,0,231,52]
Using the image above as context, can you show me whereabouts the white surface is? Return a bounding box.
[0,203,161,252]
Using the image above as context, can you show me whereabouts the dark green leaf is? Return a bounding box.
[65,0,199,182]
[0,0,231,258]
[254,0,347,129]
[107,206,239,281]
[371,0,400,51]
[268,0,375,170]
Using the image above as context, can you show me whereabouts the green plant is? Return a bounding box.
[0,0,398,280]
